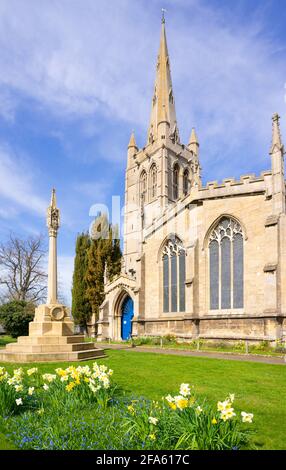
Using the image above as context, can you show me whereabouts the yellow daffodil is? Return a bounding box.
[148,434,156,441]
[174,395,188,410]
[212,418,217,424]
[66,382,76,392]
[28,387,35,396]
[14,384,23,392]
[127,405,135,415]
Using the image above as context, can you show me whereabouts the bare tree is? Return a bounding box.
[0,233,48,304]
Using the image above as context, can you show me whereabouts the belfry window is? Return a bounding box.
[173,164,179,200]
[183,169,189,196]
[209,217,244,310]
[149,164,157,200]
[140,170,147,204]
[162,237,186,313]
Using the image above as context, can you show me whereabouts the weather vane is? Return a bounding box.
[162,8,167,23]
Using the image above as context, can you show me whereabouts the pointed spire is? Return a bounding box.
[147,18,178,144]
[188,127,199,156]
[128,131,138,150]
[189,128,199,146]
[270,113,284,154]
[50,188,57,208]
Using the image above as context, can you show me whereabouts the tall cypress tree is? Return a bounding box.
[85,218,122,329]
[71,233,91,328]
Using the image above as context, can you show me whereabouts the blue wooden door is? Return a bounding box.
[121,297,134,340]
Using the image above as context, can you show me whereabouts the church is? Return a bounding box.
[97,18,286,345]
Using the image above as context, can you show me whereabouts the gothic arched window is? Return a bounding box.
[149,164,157,200]
[209,217,244,310]
[140,170,147,204]
[183,169,189,196]
[162,237,186,313]
[173,164,179,200]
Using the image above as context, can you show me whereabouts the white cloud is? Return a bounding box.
[0,144,46,216]
[0,0,285,176]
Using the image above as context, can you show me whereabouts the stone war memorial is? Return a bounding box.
[0,189,105,363]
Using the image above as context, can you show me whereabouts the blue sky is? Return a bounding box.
[0,0,285,304]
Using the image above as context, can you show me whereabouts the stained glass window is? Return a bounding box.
[209,218,244,310]
[162,237,186,312]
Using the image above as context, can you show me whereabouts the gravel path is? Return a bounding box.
[100,343,285,365]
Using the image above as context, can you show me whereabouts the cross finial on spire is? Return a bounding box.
[161,8,167,23]
[270,112,284,154]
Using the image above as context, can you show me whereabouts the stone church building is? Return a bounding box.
[97,19,286,344]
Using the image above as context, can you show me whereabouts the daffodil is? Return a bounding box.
[148,434,156,441]
[229,394,235,403]
[42,373,56,383]
[14,384,23,392]
[217,400,232,412]
[16,398,23,406]
[241,412,253,423]
[43,384,49,391]
[28,387,35,396]
[148,417,158,425]
[196,405,203,414]
[174,395,188,410]
[66,381,76,392]
[127,405,135,415]
[27,367,38,376]
[37,408,44,415]
[211,418,217,424]
[220,408,236,421]
[179,383,191,397]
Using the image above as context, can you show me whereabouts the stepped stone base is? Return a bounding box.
[0,303,106,363]
[0,322,106,363]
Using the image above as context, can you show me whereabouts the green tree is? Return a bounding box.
[0,301,35,338]
[85,217,122,329]
[71,233,91,329]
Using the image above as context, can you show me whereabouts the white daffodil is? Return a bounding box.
[43,384,49,391]
[14,384,23,392]
[196,406,203,414]
[28,387,35,396]
[148,417,158,425]
[16,398,23,406]
[229,394,235,403]
[220,408,236,421]
[179,383,191,397]
[27,367,38,376]
[217,400,232,412]
[241,412,254,423]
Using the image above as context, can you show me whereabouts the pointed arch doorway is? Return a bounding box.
[121,296,134,340]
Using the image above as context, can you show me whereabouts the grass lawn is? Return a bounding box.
[1,349,285,450]
[0,335,16,348]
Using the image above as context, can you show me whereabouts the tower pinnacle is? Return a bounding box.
[270,113,284,154]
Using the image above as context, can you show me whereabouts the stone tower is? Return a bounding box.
[123,17,201,277]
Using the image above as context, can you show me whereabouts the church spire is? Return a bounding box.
[147,17,179,145]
